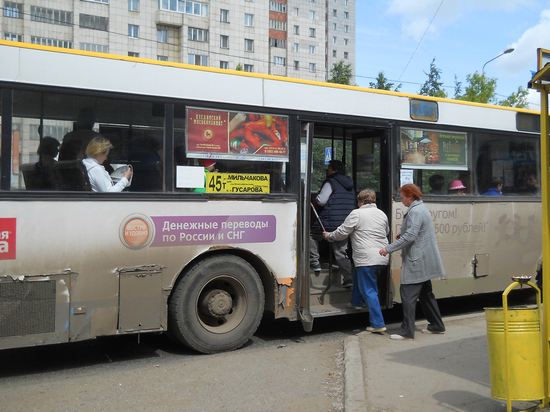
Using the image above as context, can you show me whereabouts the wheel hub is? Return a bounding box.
[200,289,233,317]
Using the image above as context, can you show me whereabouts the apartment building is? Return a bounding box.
[1,0,355,82]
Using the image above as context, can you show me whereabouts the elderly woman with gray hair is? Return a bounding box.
[323,188,389,333]
[379,183,446,340]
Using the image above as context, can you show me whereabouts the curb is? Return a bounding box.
[343,335,366,412]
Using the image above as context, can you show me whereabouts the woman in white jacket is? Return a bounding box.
[83,136,132,192]
[324,188,389,332]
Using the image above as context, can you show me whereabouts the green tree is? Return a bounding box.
[499,86,529,109]
[235,63,243,71]
[456,72,497,104]
[327,61,353,85]
[453,75,462,100]
[419,59,447,98]
[369,71,401,91]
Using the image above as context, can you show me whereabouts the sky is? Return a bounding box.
[354,0,550,110]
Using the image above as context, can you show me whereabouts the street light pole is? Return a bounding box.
[482,47,515,74]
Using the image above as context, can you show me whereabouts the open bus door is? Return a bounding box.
[304,122,393,317]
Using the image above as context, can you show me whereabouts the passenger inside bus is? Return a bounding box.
[82,136,132,192]
[36,136,60,189]
[447,180,466,195]
[483,176,504,196]
[59,107,100,162]
[428,174,444,195]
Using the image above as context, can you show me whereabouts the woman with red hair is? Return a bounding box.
[379,184,446,340]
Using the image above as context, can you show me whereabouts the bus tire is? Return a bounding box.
[168,254,265,354]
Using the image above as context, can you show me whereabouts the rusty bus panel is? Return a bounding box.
[0,272,71,350]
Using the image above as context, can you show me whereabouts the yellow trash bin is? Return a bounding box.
[485,277,543,410]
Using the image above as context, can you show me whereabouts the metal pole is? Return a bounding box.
[541,87,550,407]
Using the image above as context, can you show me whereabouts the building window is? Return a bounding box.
[128,24,139,38]
[220,61,228,69]
[79,14,108,31]
[344,52,349,59]
[344,38,348,45]
[270,38,286,48]
[344,25,349,33]
[188,28,208,42]
[345,0,348,4]
[158,55,168,61]
[274,56,286,66]
[80,43,108,53]
[309,10,315,19]
[270,20,286,31]
[244,64,253,72]
[294,61,299,70]
[244,38,254,52]
[4,32,21,42]
[294,25,299,35]
[333,9,337,17]
[245,13,254,27]
[270,1,286,12]
[294,7,299,16]
[332,36,336,44]
[31,36,73,49]
[31,7,73,26]
[158,0,208,17]
[309,45,315,54]
[128,0,139,11]
[332,50,336,58]
[309,63,316,72]
[220,9,229,22]
[293,43,299,52]
[4,2,22,18]
[309,28,316,38]
[157,29,167,43]
[344,11,349,19]
[188,54,208,66]
[220,35,229,48]
[128,52,139,57]
[83,0,108,3]
[332,23,337,30]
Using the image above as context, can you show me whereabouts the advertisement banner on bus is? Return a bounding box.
[0,218,16,260]
[186,108,289,162]
[400,128,467,169]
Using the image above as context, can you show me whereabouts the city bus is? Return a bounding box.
[0,41,542,353]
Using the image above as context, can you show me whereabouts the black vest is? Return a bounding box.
[315,173,355,231]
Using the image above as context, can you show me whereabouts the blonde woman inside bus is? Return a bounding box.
[83,136,132,192]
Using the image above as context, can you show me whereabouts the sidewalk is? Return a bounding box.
[343,312,550,412]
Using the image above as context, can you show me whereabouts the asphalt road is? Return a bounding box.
[0,290,534,412]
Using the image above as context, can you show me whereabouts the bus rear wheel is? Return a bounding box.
[168,255,265,354]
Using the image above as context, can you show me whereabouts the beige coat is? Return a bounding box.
[326,203,389,267]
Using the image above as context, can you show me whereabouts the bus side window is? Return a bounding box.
[475,133,540,196]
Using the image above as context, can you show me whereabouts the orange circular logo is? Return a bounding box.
[120,215,154,249]
[203,128,214,141]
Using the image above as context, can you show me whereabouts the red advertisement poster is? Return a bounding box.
[187,108,289,160]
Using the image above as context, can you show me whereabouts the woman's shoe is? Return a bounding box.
[390,334,413,340]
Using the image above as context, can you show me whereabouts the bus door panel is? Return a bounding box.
[298,122,314,331]
[354,131,392,308]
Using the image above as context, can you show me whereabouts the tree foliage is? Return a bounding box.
[327,61,353,85]
[418,59,447,98]
[369,71,401,91]
[456,72,497,104]
[499,86,529,109]
[235,63,243,71]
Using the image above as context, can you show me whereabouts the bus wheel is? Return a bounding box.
[168,255,265,354]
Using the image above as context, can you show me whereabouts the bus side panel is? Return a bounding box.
[0,200,297,349]
[0,275,70,350]
[389,201,541,300]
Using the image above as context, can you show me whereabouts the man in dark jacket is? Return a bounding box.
[310,160,356,287]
